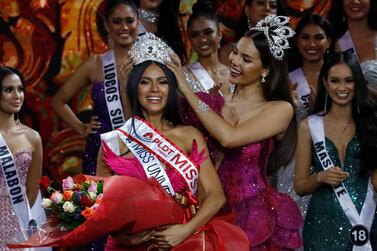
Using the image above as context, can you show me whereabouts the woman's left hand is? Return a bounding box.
[151,224,192,249]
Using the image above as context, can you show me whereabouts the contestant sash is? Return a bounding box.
[117,117,199,196]
[289,68,311,113]
[0,133,32,231]
[308,115,376,251]
[338,31,360,62]
[102,50,126,129]
[187,62,215,92]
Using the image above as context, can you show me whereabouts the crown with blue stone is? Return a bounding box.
[129,32,174,65]
[250,14,295,60]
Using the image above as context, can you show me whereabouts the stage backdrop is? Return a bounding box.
[0,0,330,180]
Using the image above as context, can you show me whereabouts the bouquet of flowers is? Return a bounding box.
[7,175,186,248]
[39,175,103,230]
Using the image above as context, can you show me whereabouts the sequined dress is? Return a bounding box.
[303,137,377,250]
[101,134,249,251]
[83,81,114,176]
[0,150,31,251]
[180,93,304,250]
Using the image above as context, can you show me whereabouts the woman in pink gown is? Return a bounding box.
[174,15,304,250]
[96,42,249,251]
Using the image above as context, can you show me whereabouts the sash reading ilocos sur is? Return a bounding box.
[308,115,376,250]
[102,50,126,129]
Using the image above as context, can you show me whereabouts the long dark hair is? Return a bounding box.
[126,60,182,127]
[236,0,254,40]
[134,0,187,64]
[244,29,298,175]
[0,66,24,92]
[288,12,334,71]
[187,0,219,30]
[327,0,377,39]
[312,52,377,175]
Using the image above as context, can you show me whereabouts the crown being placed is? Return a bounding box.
[129,32,174,65]
[250,14,295,60]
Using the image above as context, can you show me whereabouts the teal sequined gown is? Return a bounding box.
[303,137,377,250]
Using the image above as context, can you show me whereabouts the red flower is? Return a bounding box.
[39,176,51,190]
[73,174,87,185]
[80,195,94,207]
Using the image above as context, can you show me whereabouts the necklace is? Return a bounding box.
[138,9,159,23]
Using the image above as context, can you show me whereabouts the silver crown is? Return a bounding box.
[250,14,295,60]
[129,32,174,65]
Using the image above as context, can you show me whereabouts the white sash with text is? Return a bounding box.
[289,68,311,113]
[117,117,199,196]
[102,50,126,129]
[308,115,376,250]
[0,133,32,231]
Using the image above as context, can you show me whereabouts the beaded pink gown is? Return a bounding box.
[180,93,304,250]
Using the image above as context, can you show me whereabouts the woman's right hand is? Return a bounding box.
[80,116,101,137]
[316,166,349,186]
[113,229,155,246]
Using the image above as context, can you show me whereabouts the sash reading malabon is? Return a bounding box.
[102,50,126,129]
[308,115,377,250]
[0,133,32,231]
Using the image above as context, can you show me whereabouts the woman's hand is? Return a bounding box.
[113,229,155,246]
[166,54,187,92]
[119,54,134,89]
[80,116,101,137]
[151,224,192,249]
[316,166,349,186]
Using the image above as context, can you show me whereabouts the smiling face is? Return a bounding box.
[343,0,370,21]
[297,23,330,63]
[188,16,221,58]
[228,37,267,85]
[105,4,139,48]
[0,73,24,115]
[325,63,355,107]
[138,63,169,116]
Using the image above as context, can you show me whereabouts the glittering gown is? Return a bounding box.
[303,137,377,250]
[180,93,303,250]
[83,81,114,176]
[101,136,249,251]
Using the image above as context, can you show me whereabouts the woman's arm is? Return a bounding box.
[96,144,113,177]
[294,119,349,196]
[51,55,101,136]
[25,129,43,207]
[168,58,293,148]
[294,119,321,196]
[153,128,225,247]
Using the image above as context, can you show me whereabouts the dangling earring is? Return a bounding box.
[247,16,252,30]
[108,37,114,50]
[324,91,328,112]
[15,113,20,125]
[357,104,360,113]
[261,76,266,83]
[326,48,330,54]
